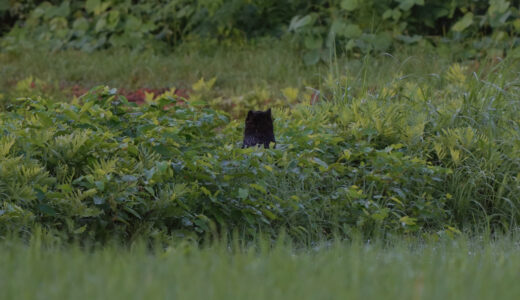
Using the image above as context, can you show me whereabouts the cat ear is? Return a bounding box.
[266,108,272,115]
[247,110,253,119]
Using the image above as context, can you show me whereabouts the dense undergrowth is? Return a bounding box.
[2,1,519,63]
[1,55,520,242]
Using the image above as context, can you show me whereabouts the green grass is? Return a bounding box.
[0,39,484,104]
[1,235,520,300]
[0,38,316,100]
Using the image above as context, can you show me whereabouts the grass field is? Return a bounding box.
[0,39,314,101]
[2,234,520,300]
[0,40,474,104]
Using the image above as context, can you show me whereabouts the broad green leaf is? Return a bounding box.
[330,20,347,35]
[124,207,142,219]
[37,204,56,216]
[312,157,329,169]
[398,0,424,11]
[95,17,107,32]
[392,9,402,21]
[303,49,321,65]
[85,0,100,14]
[125,15,142,32]
[107,10,120,29]
[452,13,474,32]
[304,35,323,50]
[345,39,356,51]
[344,24,362,38]
[373,32,392,51]
[382,9,393,20]
[63,109,79,121]
[73,17,89,32]
[36,112,54,127]
[340,0,359,11]
[200,186,212,197]
[288,15,313,31]
[488,0,510,15]
[80,99,95,114]
[238,188,249,199]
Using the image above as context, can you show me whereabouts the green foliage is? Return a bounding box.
[289,0,520,63]
[0,85,454,241]
[1,0,301,52]
[1,0,519,61]
[2,47,520,242]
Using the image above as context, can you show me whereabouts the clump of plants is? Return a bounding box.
[3,58,520,243]
[0,86,453,242]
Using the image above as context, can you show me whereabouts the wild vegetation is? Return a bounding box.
[2,0,519,62]
[1,53,519,242]
[1,1,520,298]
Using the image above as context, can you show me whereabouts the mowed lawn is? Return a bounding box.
[1,236,520,300]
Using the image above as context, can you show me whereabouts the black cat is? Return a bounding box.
[242,108,276,148]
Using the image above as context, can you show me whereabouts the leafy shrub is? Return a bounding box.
[289,0,520,63]
[1,0,302,52]
[0,86,453,242]
[1,0,519,61]
[3,57,520,242]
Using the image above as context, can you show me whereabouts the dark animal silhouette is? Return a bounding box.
[242,108,276,148]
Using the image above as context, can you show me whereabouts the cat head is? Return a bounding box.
[245,108,273,131]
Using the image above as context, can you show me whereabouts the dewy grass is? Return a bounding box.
[1,235,520,300]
